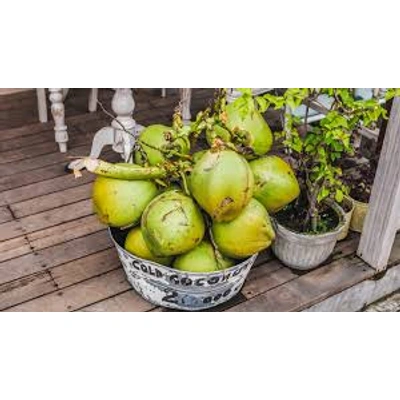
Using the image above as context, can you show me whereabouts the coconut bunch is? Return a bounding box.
[81,89,301,272]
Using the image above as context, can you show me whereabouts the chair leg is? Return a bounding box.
[49,88,68,153]
[161,88,167,98]
[36,88,48,123]
[62,88,69,100]
[88,88,99,112]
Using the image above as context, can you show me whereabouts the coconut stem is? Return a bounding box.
[83,158,166,180]
[179,172,190,196]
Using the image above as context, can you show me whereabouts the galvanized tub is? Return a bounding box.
[271,203,345,271]
[109,228,257,311]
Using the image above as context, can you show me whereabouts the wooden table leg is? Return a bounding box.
[88,88,99,112]
[49,88,68,152]
[358,97,400,271]
[36,88,48,123]
[179,88,192,125]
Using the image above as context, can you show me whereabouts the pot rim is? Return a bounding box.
[348,195,369,207]
[342,195,355,214]
[272,201,346,239]
[108,227,258,276]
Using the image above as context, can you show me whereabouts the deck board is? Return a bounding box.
[0,147,116,192]
[5,269,131,312]
[0,128,61,152]
[1,88,400,312]
[80,290,154,312]
[51,248,119,288]
[0,143,95,177]
[228,257,374,312]
[0,206,13,223]
[0,236,31,263]
[0,271,57,311]
[0,199,94,242]
[28,214,103,251]
[0,172,95,206]
[0,129,97,164]
[11,183,93,218]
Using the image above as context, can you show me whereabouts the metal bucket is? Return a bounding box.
[109,228,257,311]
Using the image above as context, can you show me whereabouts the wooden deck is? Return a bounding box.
[1,88,400,312]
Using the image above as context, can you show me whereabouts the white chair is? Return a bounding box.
[68,88,192,171]
[36,88,98,124]
[37,88,175,153]
[36,88,99,152]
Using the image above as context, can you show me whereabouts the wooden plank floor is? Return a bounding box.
[1,88,400,312]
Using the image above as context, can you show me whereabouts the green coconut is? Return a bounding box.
[224,102,273,157]
[212,199,275,259]
[173,241,234,273]
[192,149,207,164]
[134,124,190,166]
[189,149,254,222]
[250,156,300,213]
[124,227,173,266]
[92,171,159,228]
[141,190,205,257]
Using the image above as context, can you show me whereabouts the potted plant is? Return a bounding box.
[342,89,400,233]
[255,88,388,270]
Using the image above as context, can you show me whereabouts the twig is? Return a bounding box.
[96,99,136,138]
[67,155,90,159]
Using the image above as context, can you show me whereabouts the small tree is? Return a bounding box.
[254,88,395,232]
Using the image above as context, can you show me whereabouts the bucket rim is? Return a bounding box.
[108,227,258,276]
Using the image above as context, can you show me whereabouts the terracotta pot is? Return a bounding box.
[271,202,345,271]
[337,196,355,241]
[349,197,369,233]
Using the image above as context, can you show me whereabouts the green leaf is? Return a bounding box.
[317,187,330,202]
[256,96,268,112]
[332,141,344,152]
[263,94,285,110]
[335,189,344,203]
[385,88,400,100]
[237,88,253,96]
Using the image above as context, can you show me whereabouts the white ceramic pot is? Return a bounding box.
[271,203,345,271]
